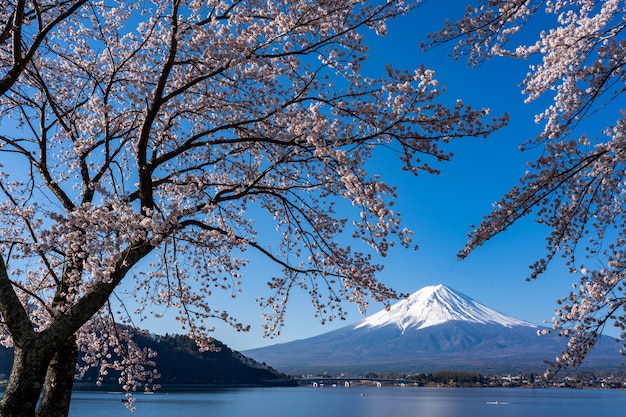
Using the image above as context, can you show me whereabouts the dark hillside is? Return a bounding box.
[0,333,285,387]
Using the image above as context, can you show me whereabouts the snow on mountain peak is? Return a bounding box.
[355,284,535,332]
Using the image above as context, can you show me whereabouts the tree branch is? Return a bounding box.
[0,255,34,345]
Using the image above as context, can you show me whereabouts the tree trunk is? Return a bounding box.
[0,345,52,417]
[36,335,78,417]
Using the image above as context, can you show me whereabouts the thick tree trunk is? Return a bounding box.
[36,336,78,417]
[0,345,52,417]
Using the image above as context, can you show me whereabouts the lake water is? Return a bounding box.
[68,386,626,417]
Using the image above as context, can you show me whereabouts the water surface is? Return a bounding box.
[68,386,626,417]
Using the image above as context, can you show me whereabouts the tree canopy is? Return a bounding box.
[0,1,504,415]
[428,0,626,371]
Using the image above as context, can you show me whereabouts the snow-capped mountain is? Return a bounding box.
[355,284,534,332]
[243,284,622,375]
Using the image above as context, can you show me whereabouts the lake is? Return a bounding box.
[68,386,626,417]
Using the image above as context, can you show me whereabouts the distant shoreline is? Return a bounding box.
[70,380,298,392]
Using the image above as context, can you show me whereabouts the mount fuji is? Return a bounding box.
[354,284,534,332]
[243,285,623,375]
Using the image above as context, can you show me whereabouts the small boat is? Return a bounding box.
[486,401,508,405]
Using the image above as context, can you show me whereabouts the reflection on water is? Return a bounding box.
[69,386,626,417]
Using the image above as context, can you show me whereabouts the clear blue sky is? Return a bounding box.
[134,1,611,351]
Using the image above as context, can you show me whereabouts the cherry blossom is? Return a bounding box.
[428,0,626,373]
[0,0,88,95]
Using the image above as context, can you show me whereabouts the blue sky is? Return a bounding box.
[142,1,608,351]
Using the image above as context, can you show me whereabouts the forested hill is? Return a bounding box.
[111,332,287,386]
[0,333,287,388]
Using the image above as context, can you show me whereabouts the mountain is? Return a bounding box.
[0,333,287,387]
[355,284,535,331]
[243,284,624,375]
[79,333,287,387]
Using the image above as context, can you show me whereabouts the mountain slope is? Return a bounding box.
[0,333,285,387]
[243,285,623,375]
[85,333,285,386]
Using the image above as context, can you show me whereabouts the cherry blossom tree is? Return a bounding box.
[427,0,626,371]
[0,1,505,416]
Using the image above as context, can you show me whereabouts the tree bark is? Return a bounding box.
[36,335,78,417]
[0,344,52,417]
